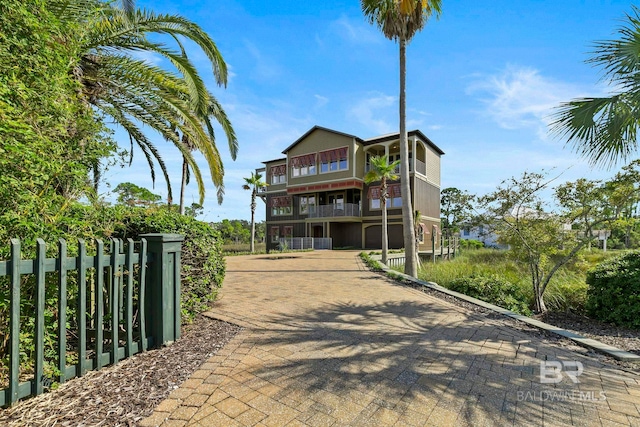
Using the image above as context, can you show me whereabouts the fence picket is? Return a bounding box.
[33,239,46,396]
[9,239,21,405]
[138,239,148,352]
[125,239,134,357]
[77,239,87,378]
[57,239,68,384]
[95,239,104,369]
[110,239,120,364]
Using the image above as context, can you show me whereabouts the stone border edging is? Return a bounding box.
[371,256,640,362]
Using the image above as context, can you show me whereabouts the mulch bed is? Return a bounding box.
[0,316,242,427]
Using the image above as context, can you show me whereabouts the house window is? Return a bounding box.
[270,164,286,184]
[300,195,316,215]
[270,226,279,243]
[319,147,348,173]
[283,226,293,237]
[270,196,292,216]
[368,184,401,210]
[463,227,470,236]
[290,153,316,177]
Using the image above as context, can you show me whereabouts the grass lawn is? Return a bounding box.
[415,248,620,314]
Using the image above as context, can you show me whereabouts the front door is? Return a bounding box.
[313,225,323,238]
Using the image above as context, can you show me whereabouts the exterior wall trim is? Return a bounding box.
[287,179,363,194]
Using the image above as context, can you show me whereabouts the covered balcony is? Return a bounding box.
[307,203,361,218]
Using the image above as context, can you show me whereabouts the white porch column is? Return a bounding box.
[411,136,417,173]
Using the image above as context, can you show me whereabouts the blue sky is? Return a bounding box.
[102,0,633,222]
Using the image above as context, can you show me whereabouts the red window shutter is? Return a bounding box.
[390,184,401,198]
[368,186,381,200]
[271,164,285,176]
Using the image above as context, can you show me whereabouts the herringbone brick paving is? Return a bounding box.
[141,251,640,426]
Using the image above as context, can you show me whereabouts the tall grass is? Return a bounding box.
[414,248,619,313]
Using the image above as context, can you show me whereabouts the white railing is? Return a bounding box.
[279,237,332,250]
[307,203,360,218]
[365,160,426,175]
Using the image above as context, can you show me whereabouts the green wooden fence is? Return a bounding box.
[0,233,184,407]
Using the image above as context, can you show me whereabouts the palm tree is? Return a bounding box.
[243,172,267,253]
[365,155,400,265]
[53,0,238,204]
[551,7,640,168]
[361,0,442,277]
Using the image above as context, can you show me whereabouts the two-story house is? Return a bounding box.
[259,126,444,251]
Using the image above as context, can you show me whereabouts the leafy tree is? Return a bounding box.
[365,155,400,264]
[215,219,250,244]
[54,0,238,204]
[0,0,116,244]
[255,221,266,243]
[604,160,640,248]
[243,172,267,253]
[551,7,640,167]
[113,182,162,207]
[185,203,204,218]
[480,172,614,313]
[441,187,475,241]
[361,0,442,277]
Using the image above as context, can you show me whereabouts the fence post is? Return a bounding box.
[139,233,185,347]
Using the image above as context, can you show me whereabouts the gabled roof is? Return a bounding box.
[364,129,445,155]
[282,125,364,154]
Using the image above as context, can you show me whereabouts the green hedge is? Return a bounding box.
[100,205,225,323]
[586,251,640,328]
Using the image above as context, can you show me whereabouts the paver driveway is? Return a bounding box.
[142,251,640,426]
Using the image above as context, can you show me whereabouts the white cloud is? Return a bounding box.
[314,94,329,108]
[244,39,282,81]
[466,65,585,136]
[328,15,382,45]
[348,93,396,135]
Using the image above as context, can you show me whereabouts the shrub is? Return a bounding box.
[447,274,531,315]
[460,239,483,249]
[586,251,640,328]
[107,206,225,323]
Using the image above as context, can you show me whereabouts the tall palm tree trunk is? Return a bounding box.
[250,192,257,253]
[381,179,389,265]
[399,37,417,277]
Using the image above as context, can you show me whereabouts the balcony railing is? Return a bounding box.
[365,159,426,175]
[307,203,360,218]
